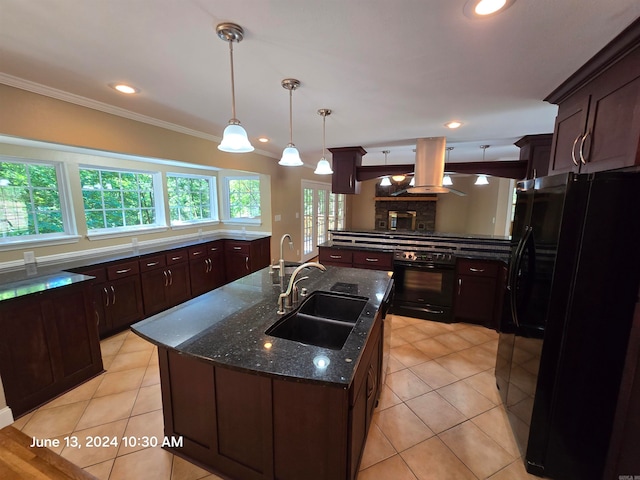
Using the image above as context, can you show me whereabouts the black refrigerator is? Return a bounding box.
[495,171,640,480]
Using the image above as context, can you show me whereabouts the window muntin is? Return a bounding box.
[0,159,73,241]
[225,176,261,221]
[80,167,161,232]
[167,174,217,225]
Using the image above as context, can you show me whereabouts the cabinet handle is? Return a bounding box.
[171,256,182,261]
[233,246,242,250]
[95,310,100,326]
[168,269,173,286]
[192,251,202,256]
[146,261,159,267]
[349,174,354,188]
[469,267,484,273]
[245,256,249,271]
[116,268,131,274]
[365,258,379,262]
[207,258,212,273]
[210,247,218,252]
[330,254,342,259]
[110,285,116,305]
[104,287,109,307]
[579,131,590,165]
[163,270,168,287]
[571,134,581,166]
[458,278,462,296]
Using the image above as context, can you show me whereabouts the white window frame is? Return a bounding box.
[0,156,79,250]
[220,175,262,225]
[301,180,345,261]
[166,172,219,228]
[79,165,166,240]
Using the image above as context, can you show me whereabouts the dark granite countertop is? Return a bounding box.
[0,232,271,302]
[131,265,393,388]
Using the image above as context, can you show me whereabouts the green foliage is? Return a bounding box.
[167,175,212,224]
[228,178,260,219]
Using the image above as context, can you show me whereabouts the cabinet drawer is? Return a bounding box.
[457,259,500,278]
[353,251,393,270]
[225,241,250,255]
[166,249,188,265]
[319,248,353,265]
[77,267,107,283]
[188,245,207,260]
[107,260,140,280]
[139,255,166,272]
[207,241,223,254]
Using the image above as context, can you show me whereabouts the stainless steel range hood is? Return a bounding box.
[407,137,450,194]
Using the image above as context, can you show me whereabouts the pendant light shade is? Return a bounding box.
[409,176,415,186]
[279,78,303,166]
[475,145,490,185]
[216,23,254,153]
[443,175,453,186]
[314,109,333,175]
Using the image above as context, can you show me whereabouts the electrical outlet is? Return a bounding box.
[275,214,282,222]
[296,212,299,219]
[23,251,35,264]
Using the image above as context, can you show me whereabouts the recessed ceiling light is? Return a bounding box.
[258,137,269,143]
[445,121,463,129]
[464,0,515,18]
[109,83,139,94]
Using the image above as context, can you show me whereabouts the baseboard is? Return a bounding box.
[0,406,14,428]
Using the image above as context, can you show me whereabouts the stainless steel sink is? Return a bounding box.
[266,291,368,350]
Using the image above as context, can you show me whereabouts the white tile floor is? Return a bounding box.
[10,315,541,479]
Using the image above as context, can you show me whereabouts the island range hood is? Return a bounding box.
[407,137,450,194]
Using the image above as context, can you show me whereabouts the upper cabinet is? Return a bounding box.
[546,21,640,175]
[516,134,552,179]
[329,147,367,194]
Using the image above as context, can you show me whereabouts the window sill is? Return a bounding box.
[170,220,220,230]
[86,226,168,241]
[221,218,262,226]
[0,235,82,252]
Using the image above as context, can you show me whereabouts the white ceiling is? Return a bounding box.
[1,0,639,169]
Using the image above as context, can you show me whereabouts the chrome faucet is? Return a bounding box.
[278,233,294,292]
[277,262,326,314]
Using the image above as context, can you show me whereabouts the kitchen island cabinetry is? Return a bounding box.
[0,282,103,417]
[188,240,225,297]
[224,237,270,283]
[76,260,144,338]
[547,34,640,175]
[453,258,506,330]
[139,249,191,316]
[318,246,393,271]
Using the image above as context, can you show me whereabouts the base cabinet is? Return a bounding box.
[157,313,383,480]
[140,249,191,316]
[319,246,393,271]
[0,284,103,417]
[189,240,225,297]
[225,238,270,283]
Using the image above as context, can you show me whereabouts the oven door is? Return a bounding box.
[392,262,455,322]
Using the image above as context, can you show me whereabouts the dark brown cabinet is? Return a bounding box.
[328,147,367,194]
[188,240,225,297]
[516,134,552,179]
[0,283,103,417]
[140,249,191,316]
[224,237,270,283]
[156,311,383,480]
[453,258,506,330]
[547,40,640,175]
[76,260,144,337]
[319,246,393,271]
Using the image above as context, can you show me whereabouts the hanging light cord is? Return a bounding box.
[228,40,237,122]
[288,88,294,145]
[322,113,326,157]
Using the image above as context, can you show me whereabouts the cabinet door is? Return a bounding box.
[208,246,226,290]
[189,258,211,297]
[225,252,250,283]
[141,268,170,316]
[583,68,640,173]
[107,275,144,330]
[319,247,353,267]
[548,94,589,175]
[166,262,191,306]
[455,275,497,326]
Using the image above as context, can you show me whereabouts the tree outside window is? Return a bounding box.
[0,160,66,238]
[167,174,217,225]
[80,167,158,231]
[226,176,261,220]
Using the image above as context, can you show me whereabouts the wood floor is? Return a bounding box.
[0,426,98,480]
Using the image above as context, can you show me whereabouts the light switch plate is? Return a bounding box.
[23,251,35,264]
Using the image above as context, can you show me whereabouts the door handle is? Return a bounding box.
[168,269,173,286]
[571,134,581,166]
[163,270,168,287]
[458,278,462,296]
[110,285,116,305]
[579,131,590,165]
[103,287,109,307]
[116,268,131,275]
[245,256,249,271]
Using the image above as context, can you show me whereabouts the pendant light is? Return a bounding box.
[475,145,490,185]
[216,23,254,153]
[279,78,303,166]
[443,147,454,186]
[380,150,392,186]
[314,109,333,175]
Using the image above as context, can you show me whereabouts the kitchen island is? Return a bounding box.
[131,264,394,480]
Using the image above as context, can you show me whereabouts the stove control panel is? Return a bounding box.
[394,250,455,264]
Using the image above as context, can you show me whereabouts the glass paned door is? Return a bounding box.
[302,181,345,261]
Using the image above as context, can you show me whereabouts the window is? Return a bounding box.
[80,166,163,234]
[223,176,261,222]
[302,181,345,260]
[0,158,76,244]
[167,173,217,226]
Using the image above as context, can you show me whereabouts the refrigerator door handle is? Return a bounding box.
[510,225,534,328]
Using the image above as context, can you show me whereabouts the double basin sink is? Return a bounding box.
[266,290,369,350]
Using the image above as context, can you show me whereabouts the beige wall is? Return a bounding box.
[350,175,514,237]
